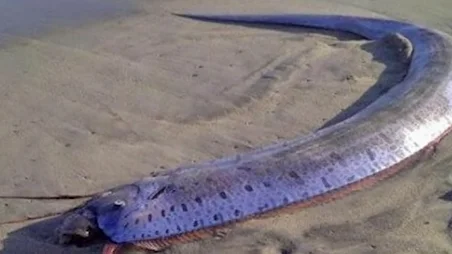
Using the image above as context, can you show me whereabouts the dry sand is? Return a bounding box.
[1,0,452,253]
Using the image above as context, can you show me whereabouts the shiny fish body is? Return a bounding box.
[64,14,452,251]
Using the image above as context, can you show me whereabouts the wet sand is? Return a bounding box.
[1,0,452,253]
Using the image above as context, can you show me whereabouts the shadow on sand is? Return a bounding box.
[1,216,102,254]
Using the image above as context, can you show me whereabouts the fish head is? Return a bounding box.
[55,183,140,247]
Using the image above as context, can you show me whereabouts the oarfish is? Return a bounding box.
[56,13,452,253]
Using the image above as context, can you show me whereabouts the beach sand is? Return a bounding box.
[1,0,452,253]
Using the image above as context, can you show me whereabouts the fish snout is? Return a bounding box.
[56,210,103,247]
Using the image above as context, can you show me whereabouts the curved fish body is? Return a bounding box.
[57,14,452,253]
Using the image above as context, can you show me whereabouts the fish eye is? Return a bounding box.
[114,199,126,207]
[81,228,91,237]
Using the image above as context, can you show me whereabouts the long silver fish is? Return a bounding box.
[56,13,452,253]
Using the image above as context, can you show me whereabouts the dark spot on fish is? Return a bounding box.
[366,148,376,161]
[219,191,227,199]
[132,234,136,239]
[181,203,188,212]
[193,220,199,227]
[282,197,289,204]
[288,171,300,179]
[177,226,181,232]
[213,214,220,221]
[194,182,200,186]
[414,114,426,123]
[155,230,159,236]
[170,205,175,212]
[234,209,241,216]
[346,175,356,182]
[379,132,392,143]
[147,214,152,222]
[328,167,334,172]
[161,210,166,217]
[244,185,253,192]
[165,229,170,234]
[330,152,347,166]
[124,223,129,229]
[195,197,202,205]
[141,233,145,238]
[237,166,252,171]
[263,181,271,187]
[258,203,269,211]
[206,177,216,184]
[330,152,342,161]
[321,177,332,188]
[135,218,139,225]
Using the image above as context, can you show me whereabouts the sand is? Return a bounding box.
[1,0,452,253]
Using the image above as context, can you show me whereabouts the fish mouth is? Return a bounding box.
[56,210,106,247]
